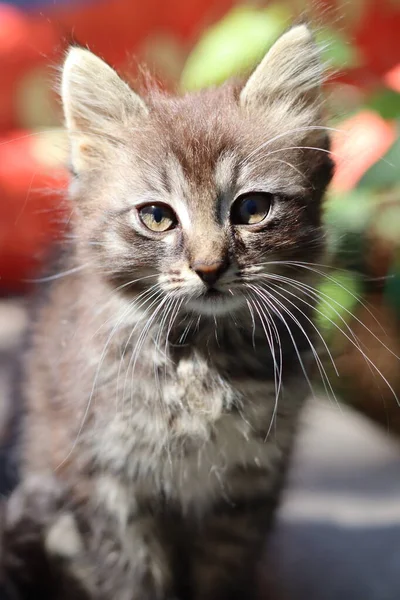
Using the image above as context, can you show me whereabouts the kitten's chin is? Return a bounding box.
[187,291,245,317]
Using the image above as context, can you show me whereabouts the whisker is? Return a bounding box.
[115,286,164,410]
[240,125,344,166]
[262,273,374,360]
[161,296,182,382]
[247,284,316,401]
[23,264,88,283]
[124,293,171,410]
[266,157,310,182]
[263,274,399,406]
[261,282,341,407]
[266,265,395,356]
[245,299,257,350]
[270,145,334,157]
[252,260,388,338]
[247,291,282,439]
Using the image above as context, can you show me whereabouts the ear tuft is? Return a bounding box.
[240,24,324,114]
[61,47,148,173]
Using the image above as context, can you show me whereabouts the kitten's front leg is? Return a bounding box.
[1,475,94,600]
[191,497,277,600]
[2,476,174,600]
[83,509,173,600]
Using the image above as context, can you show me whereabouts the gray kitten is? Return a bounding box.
[2,25,333,600]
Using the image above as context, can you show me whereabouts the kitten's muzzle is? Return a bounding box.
[191,260,229,288]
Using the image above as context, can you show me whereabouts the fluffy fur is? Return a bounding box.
[2,25,333,600]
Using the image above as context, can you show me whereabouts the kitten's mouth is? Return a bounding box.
[187,288,244,316]
[204,288,223,298]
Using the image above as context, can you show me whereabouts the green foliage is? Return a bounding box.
[314,28,360,69]
[315,271,361,341]
[180,5,358,91]
[323,190,375,270]
[180,5,291,91]
[367,89,400,120]
[358,129,400,189]
[324,190,376,235]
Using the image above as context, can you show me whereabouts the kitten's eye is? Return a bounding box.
[231,193,273,226]
[138,204,177,233]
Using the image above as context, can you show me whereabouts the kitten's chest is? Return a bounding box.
[91,348,305,512]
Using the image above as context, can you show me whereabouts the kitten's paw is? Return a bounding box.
[46,511,97,597]
[45,512,84,559]
[94,522,173,600]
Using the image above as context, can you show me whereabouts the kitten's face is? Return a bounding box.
[63,26,333,318]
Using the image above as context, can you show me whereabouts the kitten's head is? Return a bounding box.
[61,25,333,318]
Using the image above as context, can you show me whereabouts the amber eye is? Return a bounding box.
[231,193,273,226]
[138,204,177,233]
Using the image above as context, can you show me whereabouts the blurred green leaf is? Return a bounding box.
[367,89,400,120]
[324,190,374,262]
[315,29,361,69]
[324,190,375,234]
[323,190,376,271]
[181,6,360,90]
[315,271,361,338]
[180,5,290,91]
[358,129,400,189]
[374,202,400,244]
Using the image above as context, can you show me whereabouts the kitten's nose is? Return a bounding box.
[192,260,228,287]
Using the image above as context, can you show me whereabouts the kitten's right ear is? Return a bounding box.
[240,25,323,117]
[61,48,148,173]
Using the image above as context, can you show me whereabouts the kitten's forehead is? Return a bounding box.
[134,85,311,205]
[147,85,245,189]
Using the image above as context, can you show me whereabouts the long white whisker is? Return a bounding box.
[260,280,339,375]
[124,293,171,412]
[245,299,256,350]
[264,274,399,406]
[266,157,309,181]
[261,282,341,406]
[23,264,88,283]
[268,264,396,357]
[115,286,164,412]
[261,145,334,161]
[252,260,388,338]
[266,275,382,399]
[247,284,315,400]
[240,125,343,166]
[247,291,283,439]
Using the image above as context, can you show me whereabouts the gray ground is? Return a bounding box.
[1,299,399,599]
[271,401,400,599]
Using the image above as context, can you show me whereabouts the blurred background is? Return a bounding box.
[0,0,400,598]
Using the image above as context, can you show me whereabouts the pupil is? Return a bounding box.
[153,207,163,223]
[246,199,257,215]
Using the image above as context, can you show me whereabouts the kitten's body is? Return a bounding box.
[2,26,333,600]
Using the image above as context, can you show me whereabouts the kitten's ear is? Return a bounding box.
[61,47,148,173]
[240,25,323,114]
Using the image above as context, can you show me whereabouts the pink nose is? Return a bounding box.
[191,261,228,287]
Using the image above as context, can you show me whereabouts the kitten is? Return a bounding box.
[2,24,333,600]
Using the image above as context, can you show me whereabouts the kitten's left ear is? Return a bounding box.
[240,25,323,114]
[61,47,148,173]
